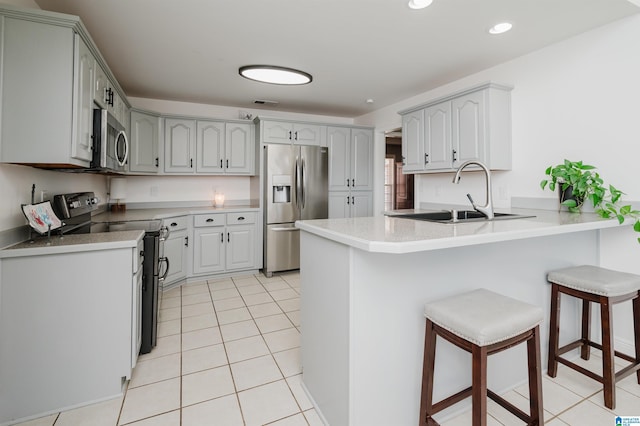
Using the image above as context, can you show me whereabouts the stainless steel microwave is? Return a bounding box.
[91,108,128,172]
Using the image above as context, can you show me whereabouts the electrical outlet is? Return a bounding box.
[40,190,48,202]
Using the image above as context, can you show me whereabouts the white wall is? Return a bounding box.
[356,14,640,215]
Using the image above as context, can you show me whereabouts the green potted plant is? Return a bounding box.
[540,159,640,242]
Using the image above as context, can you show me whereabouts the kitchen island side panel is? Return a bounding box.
[300,231,351,426]
[300,230,598,425]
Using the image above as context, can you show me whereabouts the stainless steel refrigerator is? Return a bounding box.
[264,144,328,277]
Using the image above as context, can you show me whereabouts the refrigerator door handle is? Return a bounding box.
[301,158,306,209]
[295,155,302,210]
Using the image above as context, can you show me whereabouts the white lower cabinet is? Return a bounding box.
[162,216,189,287]
[0,242,139,424]
[131,238,144,369]
[329,191,373,218]
[192,212,256,275]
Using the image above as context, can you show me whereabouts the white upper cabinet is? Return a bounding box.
[94,64,109,109]
[197,120,225,173]
[327,126,373,192]
[0,6,129,168]
[129,110,160,173]
[164,118,196,173]
[162,119,254,175]
[260,120,325,146]
[225,122,253,174]
[73,36,95,163]
[399,83,512,174]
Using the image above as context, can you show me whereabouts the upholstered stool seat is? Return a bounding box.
[547,265,640,410]
[419,289,544,426]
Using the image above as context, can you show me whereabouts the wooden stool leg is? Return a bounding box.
[527,326,544,425]
[581,299,591,360]
[600,297,616,409]
[634,293,640,384]
[420,319,438,426]
[472,344,488,426]
[548,283,561,377]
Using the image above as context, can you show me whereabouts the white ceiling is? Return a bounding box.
[34,0,640,118]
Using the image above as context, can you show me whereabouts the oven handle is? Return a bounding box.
[159,226,170,241]
[158,256,170,282]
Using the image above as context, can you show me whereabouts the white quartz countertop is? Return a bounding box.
[0,230,144,258]
[295,208,625,254]
[92,204,259,222]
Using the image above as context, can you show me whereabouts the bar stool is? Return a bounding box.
[547,265,640,409]
[419,288,544,426]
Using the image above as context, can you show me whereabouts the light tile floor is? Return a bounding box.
[13,271,640,425]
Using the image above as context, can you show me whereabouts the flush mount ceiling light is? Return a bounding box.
[408,0,433,10]
[239,65,312,85]
[488,22,513,35]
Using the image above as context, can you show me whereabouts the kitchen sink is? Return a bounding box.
[392,210,535,223]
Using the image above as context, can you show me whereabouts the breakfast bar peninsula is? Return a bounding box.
[295,208,626,425]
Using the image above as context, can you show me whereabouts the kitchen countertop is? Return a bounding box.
[295,207,624,254]
[0,230,144,258]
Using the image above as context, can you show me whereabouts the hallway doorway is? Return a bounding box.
[385,130,414,211]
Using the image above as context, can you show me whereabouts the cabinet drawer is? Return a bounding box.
[227,212,256,225]
[164,216,188,231]
[194,213,226,227]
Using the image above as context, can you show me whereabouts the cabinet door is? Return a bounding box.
[225,122,254,174]
[164,230,188,285]
[164,118,196,173]
[193,227,225,274]
[327,127,351,191]
[351,128,373,191]
[72,37,94,162]
[401,110,424,173]
[129,111,159,173]
[261,121,293,144]
[452,90,485,169]
[351,192,373,217]
[424,102,452,171]
[94,64,109,109]
[226,225,256,271]
[292,123,324,146]
[328,191,350,219]
[196,120,225,173]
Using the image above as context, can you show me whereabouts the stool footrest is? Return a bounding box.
[432,386,472,414]
[487,390,531,423]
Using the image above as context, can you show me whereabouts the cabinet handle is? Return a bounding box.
[288,131,292,140]
[352,179,355,187]
[352,196,355,204]
[190,158,193,168]
[227,232,230,243]
[155,157,159,167]
[171,222,178,227]
[347,179,350,187]
[221,233,224,243]
[347,196,350,205]
[206,218,214,223]
[425,153,429,164]
[184,236,189,247]
[220,159,223,168]
[237,216,245,221]
[294,131,298,140]
[452,149,457,161]
[226,159,229,168]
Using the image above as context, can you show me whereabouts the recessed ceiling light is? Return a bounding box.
[239,65,312,85]
[488,22,513,35]
[408,0,433,10]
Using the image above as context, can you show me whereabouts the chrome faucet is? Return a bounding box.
[452,160,494,220]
